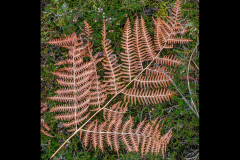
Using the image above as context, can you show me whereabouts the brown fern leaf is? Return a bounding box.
[153,16,173,50]
[132,16,146,69]
[151,120,161,154]
[83,120,97,149]
[164,0,192,45]
[133,74,173,90]
[122,88,176,105]
[79,116,172,158]
[42,120,50,131]
[120,116,139,153]
[54,103,89,121]
[140,121,150,155]
[139,15,156,61]
[87,43,108,110]
[156,55,181,67]
[120,17,142,83]
[167,0,183,26]
[101,19,125,95]
[98,121,107,152]
[79,21,108,110]
[46,32,78,47]
[151,0,191,53]
[41,127,54,137]
[41,119,54,137]
[91,120,98,150]
[167,35,192,44]
[47,33,94,132]
[81,20,93,39]
[153,16,169,51]
[133,118,147,146]
[111,116,122,156]
[103,101,128,122]
[159,128,172,158]
[142,117,159,156]
[41,101,48,113]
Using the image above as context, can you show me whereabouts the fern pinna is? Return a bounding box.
[45,0,192,158]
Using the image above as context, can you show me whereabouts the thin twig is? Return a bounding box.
[187,43,199,117]
[155,64,199,118]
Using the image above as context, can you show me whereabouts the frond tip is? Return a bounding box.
[46,32,78,46]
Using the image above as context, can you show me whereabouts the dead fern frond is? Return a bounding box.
[41,101,48,113]
[123,88,176,105]
[46,32,78,47]
[47,33,94,132]
[81,20,93,39]
[80,116,172,158]
[41,119,54,137]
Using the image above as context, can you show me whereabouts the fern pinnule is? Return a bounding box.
[112,116,122,156]
[167,35,192,44]
[120,17,142,83]
[41,101,48,113]
[82,20,93,39]
[133,117,147,146]
[156,55,181,67]
[54,104,89,121]
[41,127,54,137]
[141,117,159,156]
[153,16,166,51]
[133,74,172,89]
[83,120,97,149]
[132,16,147,69]
[121,116,139,153]
[97,122,107,152]
[159,128,172,158]
[49,99,89,112]
[41,119,54,137]
[101,19,125,95]
[139,15,156,61]
[123,88,175,105]
[46,32,78,46]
